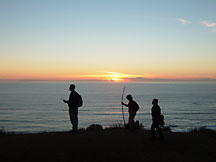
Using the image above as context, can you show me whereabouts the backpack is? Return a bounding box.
[133,101,139,111]
[77,95,83,107]
[158,114,165,126]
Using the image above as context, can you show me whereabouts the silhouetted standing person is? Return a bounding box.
[63,84,82,132]
[122,94,139,127]
[151,98,164,139]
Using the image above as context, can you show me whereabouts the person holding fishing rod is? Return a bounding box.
[121,94,139,128]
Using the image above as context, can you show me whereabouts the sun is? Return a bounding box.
[96,71,141,82]
[107,72,125,82]
[111,77,120,82]
[108,72,123,82]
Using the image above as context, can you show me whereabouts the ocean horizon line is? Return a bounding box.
[0,78,216,83]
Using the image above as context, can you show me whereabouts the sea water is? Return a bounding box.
[0,82,216,133]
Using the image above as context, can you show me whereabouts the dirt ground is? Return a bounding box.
[0,129,216,162]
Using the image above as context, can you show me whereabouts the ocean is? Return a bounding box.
[0,82,216,133]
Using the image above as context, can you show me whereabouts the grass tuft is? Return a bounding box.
[0,128,15,136]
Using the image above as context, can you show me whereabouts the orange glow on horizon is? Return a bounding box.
[0,71,216,82]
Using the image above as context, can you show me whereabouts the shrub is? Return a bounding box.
[105,123,125,130]
[190,126,215,134]
[86,124,103,131]
[161,126,172,132]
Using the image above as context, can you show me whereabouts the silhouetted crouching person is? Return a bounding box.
[63,84,83,132]
[151,98,164,139]
[122,94,139,128]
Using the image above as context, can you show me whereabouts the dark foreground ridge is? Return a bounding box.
[0,129,216,162]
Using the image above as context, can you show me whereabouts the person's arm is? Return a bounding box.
[63,99,68,104]
[121,102,128,107]
[152,106,156,118]
[63,93,71,104]
[155,105,161,116]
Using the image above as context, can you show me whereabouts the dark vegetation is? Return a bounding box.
[0,125,216,162]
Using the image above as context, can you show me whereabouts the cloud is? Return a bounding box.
[213,29,216,32]
[178,18,191,24]
[201,21,216,27]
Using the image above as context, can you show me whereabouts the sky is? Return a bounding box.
[0,0,216,82]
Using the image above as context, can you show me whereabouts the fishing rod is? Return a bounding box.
[121,86,126,126]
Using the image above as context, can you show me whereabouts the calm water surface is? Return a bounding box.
[0,82,216,133]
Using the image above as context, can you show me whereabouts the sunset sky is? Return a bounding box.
[0,0,216,82]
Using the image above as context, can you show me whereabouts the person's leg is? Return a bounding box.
[131,111,136,123]
[69,108,73,130]
[156,124,164,139]
[128,113,132,125]
[69,108,78,131]
[73,111,78,131]
[129,111,136,124]
[128,114,133,128]
[151,121,156,139]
